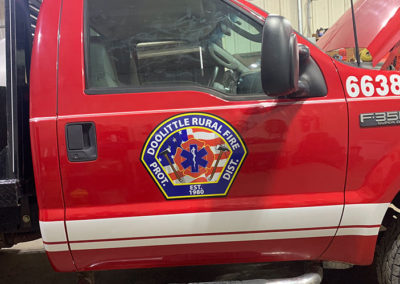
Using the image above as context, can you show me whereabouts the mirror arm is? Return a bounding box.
[298,44,310,63]
[289,44,311,98]
[289,79,311,98]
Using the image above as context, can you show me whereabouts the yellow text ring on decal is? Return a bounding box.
[141,113,247,199]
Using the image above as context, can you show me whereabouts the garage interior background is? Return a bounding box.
[250,0,350,37]
[0,0,349,41]
[0,0,4,39]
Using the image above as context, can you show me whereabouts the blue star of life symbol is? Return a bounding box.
[181,144,208,173]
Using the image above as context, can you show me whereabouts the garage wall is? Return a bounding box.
[248,0,352,37]
[0,0,350,42]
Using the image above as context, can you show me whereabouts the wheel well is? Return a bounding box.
[378,192,400,241]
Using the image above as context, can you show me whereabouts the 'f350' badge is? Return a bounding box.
[141,113,247,199]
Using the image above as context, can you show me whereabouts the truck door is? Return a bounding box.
[55,0,348,270]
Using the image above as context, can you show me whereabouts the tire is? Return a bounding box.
[376,216,400,284]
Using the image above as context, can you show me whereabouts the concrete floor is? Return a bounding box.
[0,239,378,284]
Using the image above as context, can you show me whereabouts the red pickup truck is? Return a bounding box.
[2,0,400,283]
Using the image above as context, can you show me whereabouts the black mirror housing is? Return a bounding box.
[261,15,299,97]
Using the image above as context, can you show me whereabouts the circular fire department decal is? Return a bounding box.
[141,113,247,199]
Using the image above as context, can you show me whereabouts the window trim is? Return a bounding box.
[82,0,269,101]
[85,85,273,101]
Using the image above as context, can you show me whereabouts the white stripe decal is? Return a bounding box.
[39,221,67,243]
[69,229,338,251]
[66,205,343,242]
[43,243,70,252]
[337,227,380,237]
[341,203,389,226]
[40,203,390,252]
[43,227,380,252]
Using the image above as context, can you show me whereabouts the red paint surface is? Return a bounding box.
[29,0,400,272]
[335,62,400,205]
[321,235,378,266]
[29,0,74,270]
[53,0,346,270]
[71,237,330,271]
[46,251,77,272]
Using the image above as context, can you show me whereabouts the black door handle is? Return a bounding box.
[66,122,97,162]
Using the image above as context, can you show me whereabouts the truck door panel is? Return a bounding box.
[56,0,347,270]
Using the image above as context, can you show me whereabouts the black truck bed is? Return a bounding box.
[0,0,42,247]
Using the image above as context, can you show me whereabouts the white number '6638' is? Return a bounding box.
[346,75,400,98]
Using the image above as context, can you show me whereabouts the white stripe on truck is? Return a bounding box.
[39,203,389,252]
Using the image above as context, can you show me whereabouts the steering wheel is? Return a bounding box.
[229,21,262,43]
[208,43,248,73]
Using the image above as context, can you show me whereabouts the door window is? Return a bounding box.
[85,0,263,96]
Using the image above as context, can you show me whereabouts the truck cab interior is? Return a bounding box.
[86,0,264,96]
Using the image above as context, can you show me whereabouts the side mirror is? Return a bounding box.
[261,15,299,97]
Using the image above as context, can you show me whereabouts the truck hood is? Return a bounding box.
[317,0,400,66]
